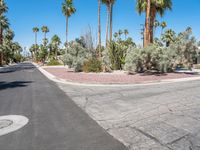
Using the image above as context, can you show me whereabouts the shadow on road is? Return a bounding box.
[0,81,33,91]
[0,63,36,74]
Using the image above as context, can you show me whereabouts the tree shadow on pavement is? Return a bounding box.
[0,63,36,74]
[0,81,33,91]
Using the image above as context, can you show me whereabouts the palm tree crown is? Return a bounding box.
[0,0,8,14]
[62,0,76,46]
[32,27,39,33]
[41,26,49,39]
[62,0,76,17]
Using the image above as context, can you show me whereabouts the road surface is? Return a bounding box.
[0,63,127,150]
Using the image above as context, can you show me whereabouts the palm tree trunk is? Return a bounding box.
[105,7,109,47]
[150,7,156,43]
[66,15,69,47]
[109,3,113,42]
[55,47,58,60]
[144,0,151,47]
[98,0,101,57]
[0,27,3,66]
[35,32,37,45]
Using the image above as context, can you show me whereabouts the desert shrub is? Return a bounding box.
[106,37,136,70]
[83,58,102,73]
[125,27,200,73]
[47,59,62,66]
[167,27,199,69]
[194,65,200,69]
[38,46,48,62]
[62,42,92,72]
[13,53,23,63]
[124,44,176,73]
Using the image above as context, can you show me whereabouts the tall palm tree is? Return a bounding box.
[136,0,172,46]
[51,35,61,59]
[113,32,118,39]
[0,0,8,14]
[145,0,151,47]
[149,0,172,43]
[32,27,39,45]
[124,29,129,39]
[41,26,49,40]
[160,21,167,34]
[97,0,101,56]
[41,26,49,48]
[118,29,123,38]
[62,0,76,46]
[137,0,151,47]
[102,0,116,44]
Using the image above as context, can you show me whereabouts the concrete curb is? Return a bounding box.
[33,62,200,87]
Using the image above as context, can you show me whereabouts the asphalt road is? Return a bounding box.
[0,63,127,150]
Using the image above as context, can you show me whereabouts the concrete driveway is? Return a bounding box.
[58,80,200,150]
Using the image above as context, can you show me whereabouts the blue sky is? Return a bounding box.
[6,0,200,49]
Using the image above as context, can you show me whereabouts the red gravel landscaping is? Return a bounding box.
[43,67,200,84]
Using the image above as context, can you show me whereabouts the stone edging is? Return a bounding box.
[33,62,200,87]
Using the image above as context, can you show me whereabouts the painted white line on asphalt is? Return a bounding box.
[0,115,29,136]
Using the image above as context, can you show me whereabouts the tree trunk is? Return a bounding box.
[150,7,156,43]
[105,7,109,47]
[55,47,58,60]
[98,0,101,57]
[0,27,3,66]
[35,32,37,45]
[144,0,151,47]
[109,3,113,42]
[66,15,69,47]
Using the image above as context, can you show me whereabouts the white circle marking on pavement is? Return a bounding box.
[0,115,29,136]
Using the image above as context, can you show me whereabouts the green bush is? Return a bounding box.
[83,58,102,73]
[62,42,93,72]
[124,27,199,73]
[47,59,62,66]
[105,37,136,70]
[13,53,23,63]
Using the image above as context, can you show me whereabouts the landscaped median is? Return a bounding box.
[39,65,200,85]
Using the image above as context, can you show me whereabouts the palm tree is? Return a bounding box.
[136,0,172,46]
[41,26,49,40]
[51,35,61,59]
[102,0,116,44]
[136,0,151,47]
[0,0,8,14]
[97,0,101,56]
[160,21,167,34]
[161,29,176,47]
[149,0,172,43]
[113,32,118,39]
[118,29,123,38]
[62,0,76,46]
[32,27,39,45]
[145,0,151,47]
[124,29,129,39]
[41,26,49,47]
